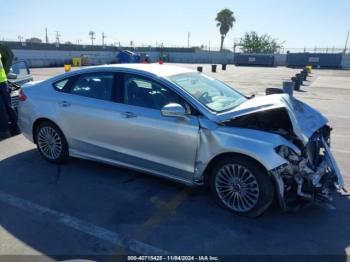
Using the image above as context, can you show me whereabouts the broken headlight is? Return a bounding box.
[275,145,300,163]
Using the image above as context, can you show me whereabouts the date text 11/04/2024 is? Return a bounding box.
[127,256,220,261]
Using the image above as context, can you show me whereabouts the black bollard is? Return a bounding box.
[211,64,217,73]
[197,66,203,72]
[222,64,227,71]
[296,73,303,85]
[283,81,294,96]
[291,76,300,90]
[301,69,308,80]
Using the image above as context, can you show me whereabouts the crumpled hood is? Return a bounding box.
[217,94,328,144]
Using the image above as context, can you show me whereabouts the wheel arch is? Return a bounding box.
[202,152,269,185]
[32,118,64,144]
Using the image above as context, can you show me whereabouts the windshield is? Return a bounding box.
[169,72,247,112]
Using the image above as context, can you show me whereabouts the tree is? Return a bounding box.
[25,37,42,43]
[215,8,235,51]
[239,31,283,53]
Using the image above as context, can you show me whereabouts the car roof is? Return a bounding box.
[79,63,196,78]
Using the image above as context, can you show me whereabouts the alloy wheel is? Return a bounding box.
[215,164,260,212]
[37,126,62,160]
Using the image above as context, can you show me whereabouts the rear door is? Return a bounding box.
[56,71,125,158]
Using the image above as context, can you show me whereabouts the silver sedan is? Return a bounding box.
[18,64,344,217]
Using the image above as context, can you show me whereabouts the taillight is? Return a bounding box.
[18,89,27,101]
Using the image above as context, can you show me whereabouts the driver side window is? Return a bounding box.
[123,74,188,111]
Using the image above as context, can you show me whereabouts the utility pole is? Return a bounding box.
[18,35,23,43]
[344,30,350,54]
[89,31,96,46]
[102,32,107,46]
[208,40,210,52]
[55,31,61,44]
[45,28,49,43]
[76,39,81,45]
[187,32,190,48]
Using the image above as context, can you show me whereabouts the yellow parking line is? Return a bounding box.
[112,188,190,255]
[135,189,189,240]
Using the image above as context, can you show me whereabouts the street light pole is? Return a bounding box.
[89,31,95,46]
[344,30,350,54]
[102,32,107,46]
[187,32,190,48]
[55,31,60,44]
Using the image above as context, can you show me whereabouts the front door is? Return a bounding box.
[111,73,200,181]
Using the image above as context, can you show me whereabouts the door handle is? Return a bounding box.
[60,101,71,107]
[121,111,137,118]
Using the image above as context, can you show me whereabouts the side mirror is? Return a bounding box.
[7,72,17,79]
[161,103,187,119]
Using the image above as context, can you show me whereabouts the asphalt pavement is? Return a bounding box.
[1,64,350,260]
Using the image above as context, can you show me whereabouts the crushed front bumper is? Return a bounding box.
[271,134,345,210]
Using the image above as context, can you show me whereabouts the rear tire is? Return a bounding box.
[210,156,274,218]
[35,122,68,163]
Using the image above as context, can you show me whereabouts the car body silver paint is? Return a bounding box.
[18,64,341,190]
[193,117,299,182]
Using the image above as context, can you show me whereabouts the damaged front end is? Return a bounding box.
[271,125,345,210]
[218,94,345,210]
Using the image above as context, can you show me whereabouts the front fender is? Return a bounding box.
[195,122,298,181]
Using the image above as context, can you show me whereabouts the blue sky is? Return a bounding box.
[2,0,350,49]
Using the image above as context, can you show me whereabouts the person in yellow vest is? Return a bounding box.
[0,53,20,139]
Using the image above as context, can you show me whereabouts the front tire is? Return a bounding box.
[210,156,274,217]
[35,122,68,163]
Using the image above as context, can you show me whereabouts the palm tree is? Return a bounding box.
[215,8,236,51]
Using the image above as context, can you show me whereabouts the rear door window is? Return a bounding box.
[69,73,114,101]
[54,79,69,91]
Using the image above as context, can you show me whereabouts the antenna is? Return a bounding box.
[89,31,96,46]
